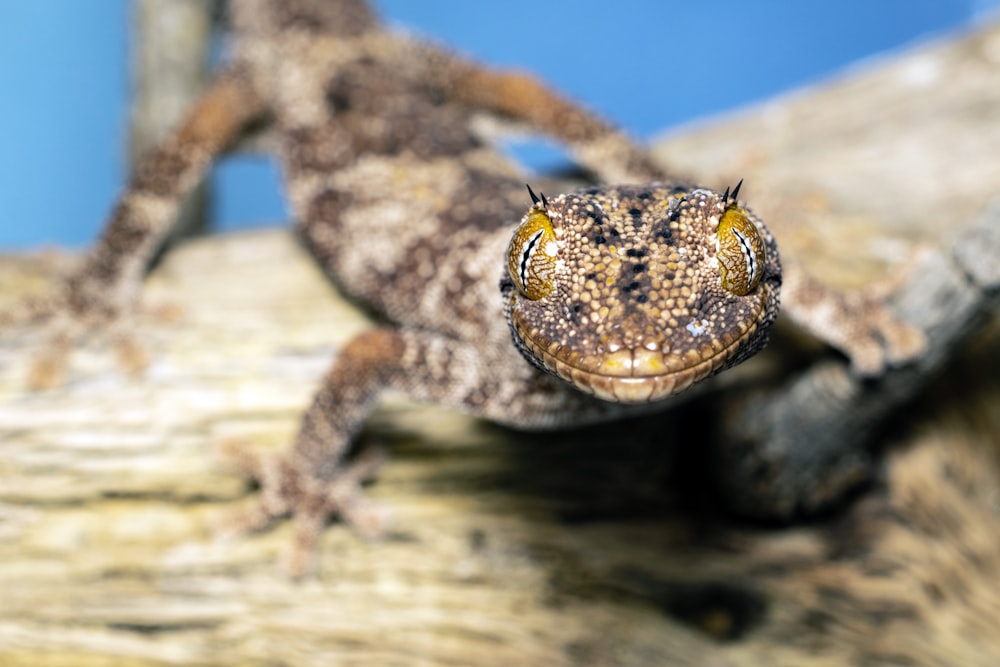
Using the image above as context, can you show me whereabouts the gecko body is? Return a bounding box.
[2,0,923,573]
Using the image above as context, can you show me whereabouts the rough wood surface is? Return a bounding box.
[2,19,1000,667]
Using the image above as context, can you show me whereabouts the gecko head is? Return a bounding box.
[501,183,782,404]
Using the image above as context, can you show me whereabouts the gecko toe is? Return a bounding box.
[26,336,72,389]
[218,441,388,576]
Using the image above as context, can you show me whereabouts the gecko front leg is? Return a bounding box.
[219,325,630,576]
[221,327,404,577]
[780,262,926,376]
[1,67,265,388]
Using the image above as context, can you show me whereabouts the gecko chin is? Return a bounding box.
[509,314,767,404]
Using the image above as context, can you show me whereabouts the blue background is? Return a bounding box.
[1,1,996,249]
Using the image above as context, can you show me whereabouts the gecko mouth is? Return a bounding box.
[511,316,762,404]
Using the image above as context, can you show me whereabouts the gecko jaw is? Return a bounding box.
[510,315,762,403]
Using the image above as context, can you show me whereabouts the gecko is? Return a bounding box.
[1,0,923,574]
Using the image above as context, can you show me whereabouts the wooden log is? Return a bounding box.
[1,18,1000,667]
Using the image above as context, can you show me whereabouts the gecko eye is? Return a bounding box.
[716,204,766,296]
[507,209,557,300]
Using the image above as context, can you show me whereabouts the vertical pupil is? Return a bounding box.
[519,229,544,289]
[731,227,756,286]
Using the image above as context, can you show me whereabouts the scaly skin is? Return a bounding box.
[503,183,780,403]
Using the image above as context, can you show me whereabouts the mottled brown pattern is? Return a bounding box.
[0,0,926,576]
[269,0,377,36]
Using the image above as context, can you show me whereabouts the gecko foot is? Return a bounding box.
[781,262,927,377]
[217,439,388,577]
[25,320,150,389]
[2,287,154,389]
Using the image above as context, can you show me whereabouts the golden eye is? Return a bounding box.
[507,209,557,300]
[717,204,766,296]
